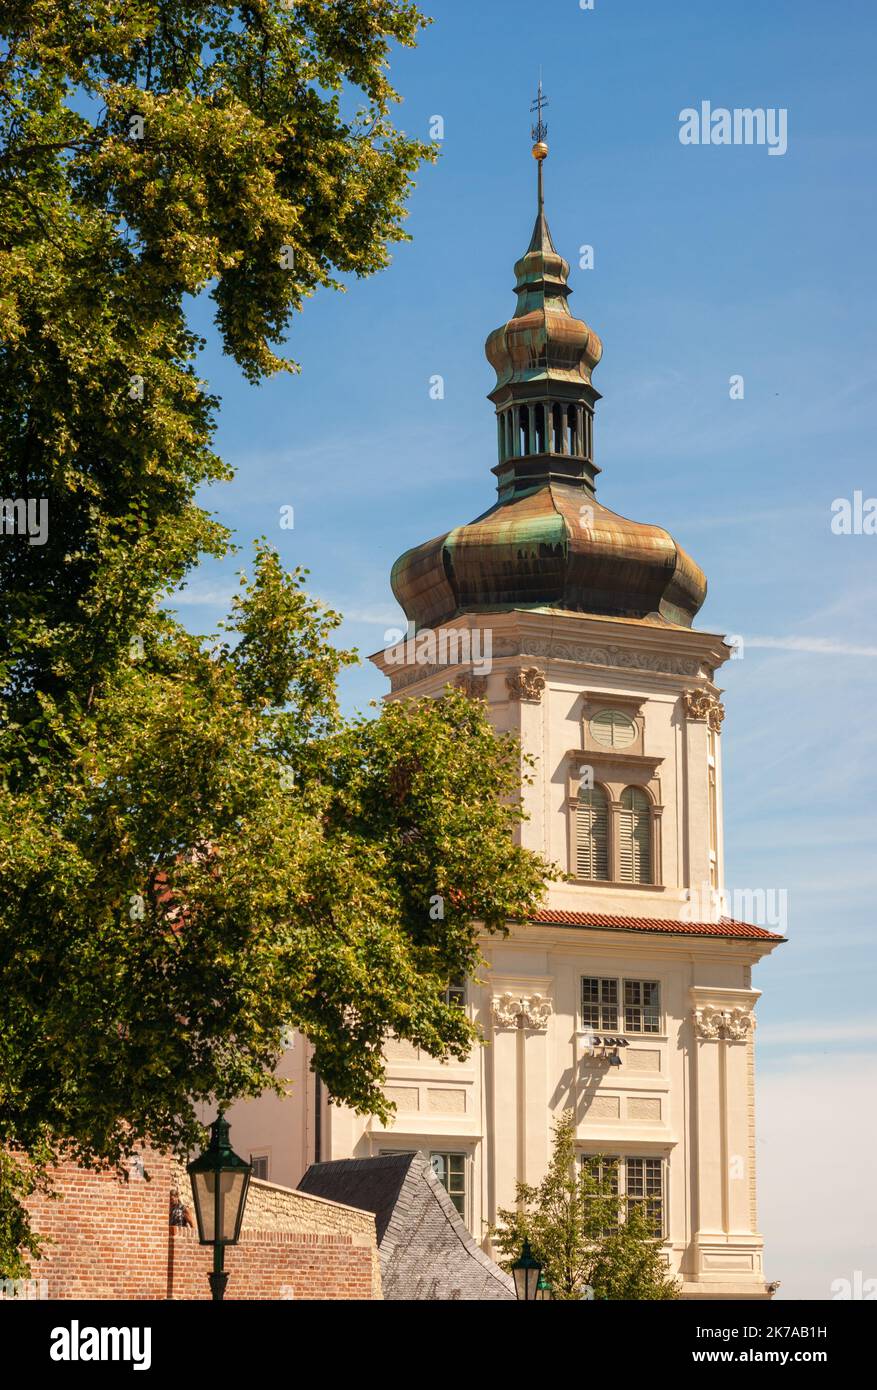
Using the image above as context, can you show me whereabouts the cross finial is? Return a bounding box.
[530,77,549,146]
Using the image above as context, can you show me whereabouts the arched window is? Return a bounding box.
[576,785,609,881]
[619,787,652,884]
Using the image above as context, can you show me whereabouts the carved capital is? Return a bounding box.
[723,1007,756,1041]
[693,1005,756,1042]
[693,1006,724,1040]
[505,666,546,703]
[455,673,489,700]
[492,992,553,1032]
[682,689,725,733]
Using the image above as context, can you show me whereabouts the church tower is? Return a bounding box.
[369,100,784,1298]
[229,96,784,1299]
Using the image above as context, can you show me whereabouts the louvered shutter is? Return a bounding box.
[619,787,652,884]
[576,787,609,880]
[591,709,636,748]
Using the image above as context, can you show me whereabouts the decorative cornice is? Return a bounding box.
[525,639,701,678]
[505,666,546,702]
[682,689,725,732]
[492,992,553,1032]
[385,642,703,692]
[371,611,732,690]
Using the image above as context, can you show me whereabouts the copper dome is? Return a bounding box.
[391,151,707,632]
[391,483,706,631]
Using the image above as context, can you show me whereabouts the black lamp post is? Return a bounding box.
[511,1238,543,1301]
[187,1112,252,1302]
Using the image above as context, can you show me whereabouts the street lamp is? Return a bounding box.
[511,1238,543,1301]
[535,1272,553,1300]
[187,1112,252,1302]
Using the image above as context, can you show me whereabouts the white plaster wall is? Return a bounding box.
[229,611,779,1296]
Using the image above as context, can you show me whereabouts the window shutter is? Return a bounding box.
[576,787,609,880]
[619,787,652,884]
[590,709,636,749]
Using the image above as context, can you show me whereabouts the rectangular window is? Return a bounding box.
[250,1154,269,1181]
[708,729,719,888]
[581,977,619,1032]
[430,1151,467,1220]
[580,1155,665,1238]
[581,977,662,1035]
[582,1154,620,1234]
[626,1157,665,1237]
[444,979,466,1009]
[624,979,661,1034]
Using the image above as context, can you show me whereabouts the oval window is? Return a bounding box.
[590,709,637,749]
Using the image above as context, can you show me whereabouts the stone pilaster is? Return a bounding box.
[687,986,767,1295]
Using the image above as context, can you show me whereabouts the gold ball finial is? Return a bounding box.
[532,141,548,161]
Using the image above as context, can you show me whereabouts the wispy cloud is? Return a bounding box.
[743,635,877,657]
[758,1055,877,1298]
[169,584,238,608]
[759,1020,877,1045]
[339,605,405,627]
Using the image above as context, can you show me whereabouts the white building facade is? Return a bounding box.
[229,139,782,1299]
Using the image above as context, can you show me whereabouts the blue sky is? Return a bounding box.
[177,0,877,1297]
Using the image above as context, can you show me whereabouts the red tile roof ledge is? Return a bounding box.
[529,908,785,942]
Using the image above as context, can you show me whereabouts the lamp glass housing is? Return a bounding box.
[511,1239,542,1301]
[187,1113,252,1248]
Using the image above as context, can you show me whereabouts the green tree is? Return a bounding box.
[586,1197,680,1301]
[0,4,553,1273]
[0,0,436,680]
[493,1110,680,1301]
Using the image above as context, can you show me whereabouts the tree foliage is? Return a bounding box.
[493,1110,680,1301]
[0,4,553,1274]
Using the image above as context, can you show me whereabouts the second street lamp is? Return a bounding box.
[187,1112,252,1302]
[511,1238,543,1301]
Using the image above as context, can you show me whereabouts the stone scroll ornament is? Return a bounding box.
[682,689,725,733]
[492,993,553,1032]
[693,1006,756,1041]
[505,667,546,702]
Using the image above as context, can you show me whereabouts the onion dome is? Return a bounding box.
[391,100,707,632]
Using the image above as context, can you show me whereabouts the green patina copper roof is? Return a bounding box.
[390,135,707,633]
[391,482,706,631]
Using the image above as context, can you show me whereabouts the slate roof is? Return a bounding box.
[530,909,785,941]
[298,1153,514,1301]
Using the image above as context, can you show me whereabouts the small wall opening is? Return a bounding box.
[534,403,546,453]
[518,404,529,455]
[567,405,578,455]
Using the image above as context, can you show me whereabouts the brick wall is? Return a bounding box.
[167,1227,376,1300]
[23,1153,173,1300]
[21,1151,380,1300]
[170,1159,380,1299]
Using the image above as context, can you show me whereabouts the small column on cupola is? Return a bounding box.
[485,81,604,504]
